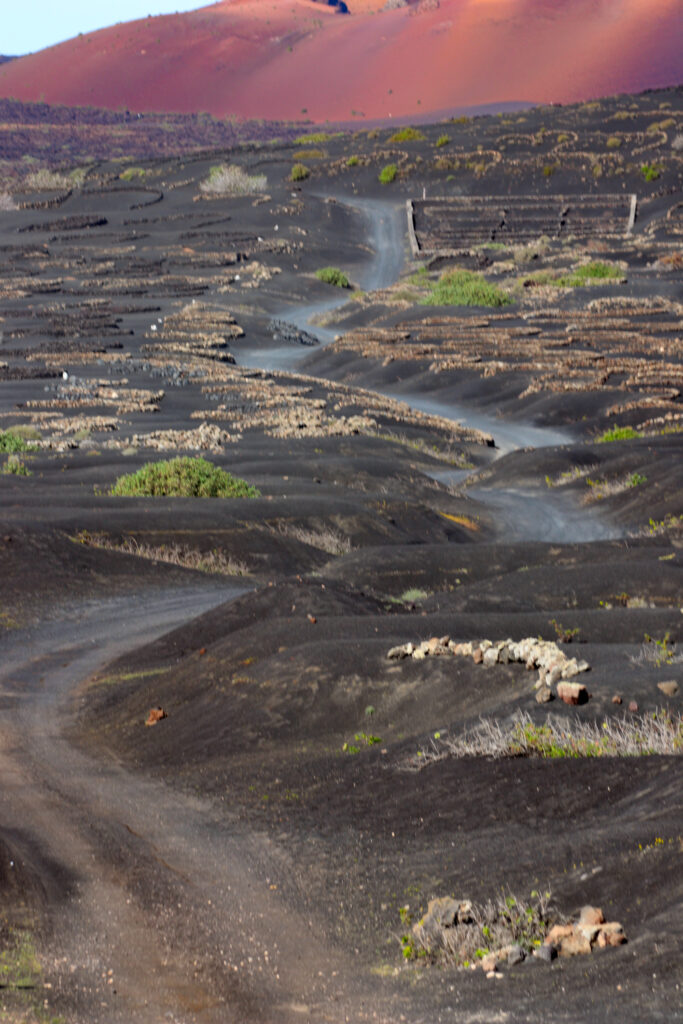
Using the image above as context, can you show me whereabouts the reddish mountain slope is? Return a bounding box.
[1,0,680,122]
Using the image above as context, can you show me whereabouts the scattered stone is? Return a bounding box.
[536,686,553,704]
[472,647,484,664]
[612,694,623,705]
[657,680,679,697]
[307,613,317,624]
[507,944,526,966]
[387,642,414,659]
[628,700,639,713]
[145,707,167,727]
[534,943,557,963]
[557,682,590,705]
[483,647,499,667]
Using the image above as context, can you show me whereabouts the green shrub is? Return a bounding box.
[0,430,33,453]
[315,267,350,288]
[435,134,450,148]
[542,163,557,177]
[606,135,622,149]
[597,424,641,443]
[378,163,398,184]
[555,262,623,287]
[420,269,511,308]
[109,457,260,498]
[388,127,425,143]
[1,456,31,476]
[294,132,338,145]
[119,166,147,181]
[641,163,661,182]
[290,163,310,181]
[346,155,359,167]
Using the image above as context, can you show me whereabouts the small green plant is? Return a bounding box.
[542,163,558,177]
[294,131,338,145]
[315,266,350,288]
[596,424,641,442]
[0,430,34,453]
[420,269,511,308]
[627,472,647,487]
[643,632,675,667]
[379,163,398,184]
[606,135,622,149]
[389,127,425,143]
[342,731,382,754]
[641,163,661,182]
[290,163,310,181]
[109,457,260,498]
[119,166,147,180]
[2,455,31,476]
[549,618,580,643]
[346,155,359,167]
[435,134,450,148]
[555,262,623,287]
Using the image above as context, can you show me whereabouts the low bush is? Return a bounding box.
[109,457,260,498]
[119,167,147,180]
[290,163,310,181]
[346,155,359,167]
[378,163,398,184]
[294,131,338,145]
[199,164,267,196]
[0,430,34,453]
[420,269,511,308]
[596,424,641,443]
[435,134,450,148]
[606,135,622,149]
[315,266,350,288]
[555,262,623,287]
[388,127,425,143]
[641,162,662,182]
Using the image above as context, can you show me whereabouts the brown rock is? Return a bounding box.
[145,707,167,727]
[536,686,553,704]
[578,905,605,927]
[628,700,639,713]
[657,680,679,697]
[545,924,574,945]
[472,647,483,664]
[307,613,317,624]
[558,931,592,957]
[597,922,627,947]
[612,694,622,705]
[557,682,589,705]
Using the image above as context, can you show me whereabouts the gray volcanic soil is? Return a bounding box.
[0,88,681,1022]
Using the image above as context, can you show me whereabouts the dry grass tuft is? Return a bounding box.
[74,530,250,576]
[405,710,682,769]
[273,522,352,557]
[199,164,267,197]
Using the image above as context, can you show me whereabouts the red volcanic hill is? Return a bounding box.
[1,0,681,123]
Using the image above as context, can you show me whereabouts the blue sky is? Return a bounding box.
[3,2,209,55]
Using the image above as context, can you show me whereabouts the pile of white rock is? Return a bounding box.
[387,635,591,704]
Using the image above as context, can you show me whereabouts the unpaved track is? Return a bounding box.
[0,587,380,1022]
[2,191,621,1022]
